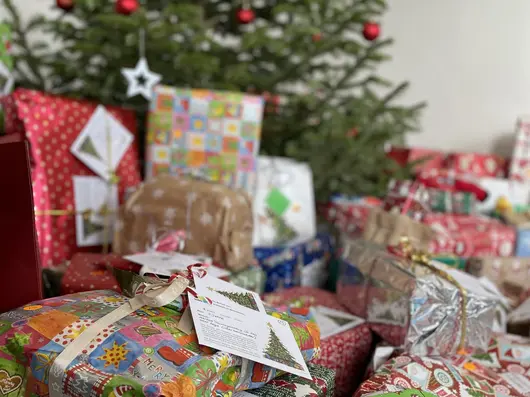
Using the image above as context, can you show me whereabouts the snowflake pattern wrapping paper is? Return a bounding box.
[146,86,264,195]
[264,287,373,397]
[0,289,321,397]
[356,334,530,397]
[1,89,141,268]
[113,174,254,272]
[510,117,530,182]
[235,363,335,397]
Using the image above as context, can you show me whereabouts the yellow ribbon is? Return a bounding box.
[35,114,119,254]
[392,236,468,353]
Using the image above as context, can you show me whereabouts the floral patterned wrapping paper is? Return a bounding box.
[0,289,320,397]
[235,363,335,397]
[356,333,530,397]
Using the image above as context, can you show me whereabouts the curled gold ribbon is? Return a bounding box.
[390,236,468,353]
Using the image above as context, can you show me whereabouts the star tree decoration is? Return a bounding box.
[121,57,161,100]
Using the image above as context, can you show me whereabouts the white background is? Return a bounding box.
[2,0,529,156]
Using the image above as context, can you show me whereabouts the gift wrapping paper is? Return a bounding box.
[146,86,264,195]
[356,333,530,397]
[235,363,334,397]
[446,152,507,178]
[254,233,332,293]
[387,147,446,175]
[0,289,320,397]
[337,237,498,355]
[428,188,476,215]
[2,89,141,268]
[510,116,530,183]
[383,180,431,222]
[325,198,380,237]
[264,287,373,397]
[113,174,254,272]
[424,214,516,257]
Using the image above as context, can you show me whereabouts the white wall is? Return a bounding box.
[2,0,529,156]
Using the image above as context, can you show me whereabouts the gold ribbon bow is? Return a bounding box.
[390,236,468,353]
[36,115,119,254]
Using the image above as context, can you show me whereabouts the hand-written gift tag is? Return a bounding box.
[189,272,312,379]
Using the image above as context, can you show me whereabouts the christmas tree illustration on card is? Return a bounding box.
[82,211,104,240]
[207,287,259,312]
[263,323,302,370]
[264,188,298,244]
[79,136,103,161]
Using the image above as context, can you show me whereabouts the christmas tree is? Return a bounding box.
[266,208,297,245]
[263,323,300,369]
[82,214,104,239]
[2,0,425,199]
[79,136,102,161]
[208,287,259,312]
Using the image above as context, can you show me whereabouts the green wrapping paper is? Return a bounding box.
[428,189,476,215]
[236,364,335,397]
[228,265,266,294]
[0,280,320,396]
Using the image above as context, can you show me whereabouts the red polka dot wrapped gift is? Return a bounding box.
[2,89,141,268]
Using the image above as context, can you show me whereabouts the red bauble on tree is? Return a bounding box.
[237,7,256,24]
[116,0,140,15]
[363,22,380,41]
[56,0,74,12]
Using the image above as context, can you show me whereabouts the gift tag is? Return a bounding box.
[311,306,364,339]
[73,176,118,247]
[70,105,134,181]
[189,272,312,379]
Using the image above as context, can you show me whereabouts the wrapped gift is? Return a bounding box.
[356,334,530,397]
[446,151,507,178]
[264,287,373,397]
[224,264,266,294]
[0,279,320,397]
[337,237,501,355]
[383,180,430,222]
[255,233,332,293]
[235,364,335,397]
[387,147,445,175]
[474,177,530,214]
[146,86,264,195]
[417,169,488,202]
[325,197,380,237]
[509,116,530,182]
[113,174,253,272]
[428,188,476,215]
[433,256,467,270]
[253,156,316,246]
[425,214,516,257]
[500,211,530,257]
[3,89,141,268]
[466,257,530,303]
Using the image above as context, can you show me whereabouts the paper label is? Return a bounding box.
[73,176,118,247]
[189,273,312,379]
[70,105,133,181]
[124,252,230,279]
[177,306,194,334]
[311,306,364,339]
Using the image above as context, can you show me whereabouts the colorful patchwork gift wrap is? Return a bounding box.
[356,334,530,397]
[234,364,335,397]
[146,86,264,195]
[0,288,321,396]
[264,287,373,397]
[254,233,333,293]
[2,89,141,268]
[337,237,501,355]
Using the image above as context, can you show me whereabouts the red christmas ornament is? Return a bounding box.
[116,0,140,15]
[363,22,380,41]
[347,128,359,137]
[237,7,255,24]
[56,0,74,11]
[312,33,322,42]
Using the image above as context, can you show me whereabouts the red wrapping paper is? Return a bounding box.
[61,253,141,294]
[446,152,507,178]
[264,287,373,397]
[356,333,530,397]
[2,89,141,268]
[324,201,377,236]
[424,214,516,257]
[387,147,446,174]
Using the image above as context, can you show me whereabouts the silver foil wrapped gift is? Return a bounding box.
[337,237,501,356]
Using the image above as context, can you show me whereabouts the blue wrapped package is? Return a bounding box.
[254,233,333,293]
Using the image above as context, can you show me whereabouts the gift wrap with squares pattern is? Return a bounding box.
[146,86,264,194]
[0,290,321,397]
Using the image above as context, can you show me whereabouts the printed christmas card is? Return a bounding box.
[70,105,134,181]
[311,306,364,339]
[73,176,118,247]
[189,272,312,379]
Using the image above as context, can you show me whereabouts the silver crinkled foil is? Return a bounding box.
[337,237,499,356]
